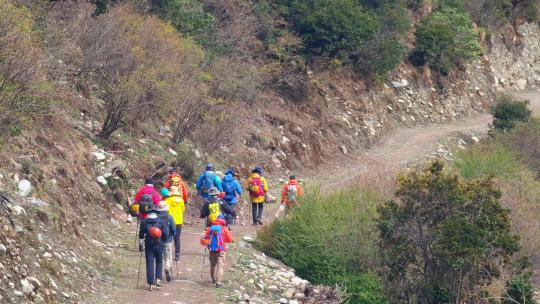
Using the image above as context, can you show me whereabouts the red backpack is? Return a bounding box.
[249,176,265,197]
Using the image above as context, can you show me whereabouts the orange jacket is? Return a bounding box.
[164,173,189,203]
[281,179,304,205]
[203,226,233,251]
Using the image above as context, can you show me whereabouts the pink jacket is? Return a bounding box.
[134,185,161,206]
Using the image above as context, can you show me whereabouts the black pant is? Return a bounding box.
[252,202,264,224]
[174,224,182,258]
[145,242,163,285]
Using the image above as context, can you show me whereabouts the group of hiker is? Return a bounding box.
[129,165,303,291]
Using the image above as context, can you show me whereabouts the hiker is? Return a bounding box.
[157,201,176,283]
[165,186,186,261]
[247,167,268,225]
[133,178,161,219]
[139,206,169,291]
[199,218,233,288]
[154,180,165,196]
[200,187,236,227]
[196,164,223,199]
[280,175,304,213]
[164,168,189,203]
[221,168,243,228]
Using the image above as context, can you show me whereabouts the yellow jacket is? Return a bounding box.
[165,195,185,225]
[247,173,268,203]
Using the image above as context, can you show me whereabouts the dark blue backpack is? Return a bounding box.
[201,171,215,193]
[222,180,236,202]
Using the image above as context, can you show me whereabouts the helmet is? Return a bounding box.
[213,218,227,227]
[206,164,215,171]
[160,188,170,197]
[149,227,162,239]
[130,204,140,214]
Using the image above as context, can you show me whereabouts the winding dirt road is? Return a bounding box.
[109,91,540,304]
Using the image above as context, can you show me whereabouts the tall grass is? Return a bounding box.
[454,141,540,285]
[257,186,387,304]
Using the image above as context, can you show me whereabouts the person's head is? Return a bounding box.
[206,164,215,172]
[144,177,154,186]
[168,167,177,174]
[160,188,170,198]
[208,187,220,197]
[252,167,263,175]
[169,186,181,197]
[158,201,169,212]
[225,168,235,176]
[154,180,164,191]
[289,175,296,180]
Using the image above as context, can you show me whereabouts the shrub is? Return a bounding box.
[500,118,540,176]
[505,276,535,304]
[378,161,519,303]
[74,5,205,139]
[414,6,482,75]
[491,94,532,131]
[258,187,387,303]
[0,0,51,138]
[151,0,214,37]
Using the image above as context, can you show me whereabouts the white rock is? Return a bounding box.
[289,300,300,304]
[49,278,58,290]
[291,277,303,287]
[26,277,42,289]
[12,205,26,216]
[61,292,70,298]
[339,145,348,154]
[21,279,34,295]
[43,252,52,259]
[92,152,106,162]
[243,236,255,243]
[471,136,480,143]
[0,244,6,255]
[168,148,178,156]
[278,298,288,304]
[14,225,23,233]
[18,180,32,197]
[281,136,290,145]
[516,78,527,90]
[29,198,48,207]
[96,176,108,186]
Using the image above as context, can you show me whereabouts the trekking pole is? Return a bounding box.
[136,251,143,288]
[200,248,207,279]
[175,258,179,280]
[134,218,139,247]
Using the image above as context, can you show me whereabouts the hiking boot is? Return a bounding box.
[175,253,180,261]
[165,269,172,282]
[156,279,162,288]
[148,285,154,291]
[215,282,222,288]
[257,219,263,225]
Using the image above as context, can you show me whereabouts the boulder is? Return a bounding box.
[516,78,527,90]
[92,151,106,162]
[18,180,32,197]
[96,176,108,186]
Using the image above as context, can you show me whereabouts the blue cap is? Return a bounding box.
[160,188,170,197]
[206,164,215,171]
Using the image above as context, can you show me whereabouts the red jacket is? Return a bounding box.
[134,185,161,206]
[164,174,189,203]
[281,179,304,205]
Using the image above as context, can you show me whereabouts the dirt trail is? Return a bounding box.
[110,91,540,304]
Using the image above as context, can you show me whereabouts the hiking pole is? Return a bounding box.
[134,218,139,248]
[136,251,143,288]
[200,248,207,279]
[175,258,179,280]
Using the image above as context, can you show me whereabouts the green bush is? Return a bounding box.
[491,94,532,131]
[378,161,519,303]
[414,6,482,74]
[257,187,387,304]
[499,118,540,176]
[152,0,214,37]
[522,0,540,22]
[277,0,409,77]
[505,276,535,304]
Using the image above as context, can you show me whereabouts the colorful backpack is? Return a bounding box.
[208,200,222,222]
[249,176,265,197]
[286,184,298,202]
[201,172,215,193]
[208,225,225,252]
[139,194,154,214]
[148,221,163,244]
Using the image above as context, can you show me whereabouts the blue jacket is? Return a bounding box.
[158,211,176,243]
[139,214,169,246]
[196,171,223,199]
[221,173,243,204]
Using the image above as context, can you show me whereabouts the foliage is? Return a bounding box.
[277,0,409,77]
[378,161,519,303]
[498,118,540,176]
[257,187,387,304]
[520,0,540,22]
[0,0,51,139]
[74,5,205,139]
[151,0,214,37]
[413,6,482,75]
[505,276,535,304]
[491,94,531,131]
